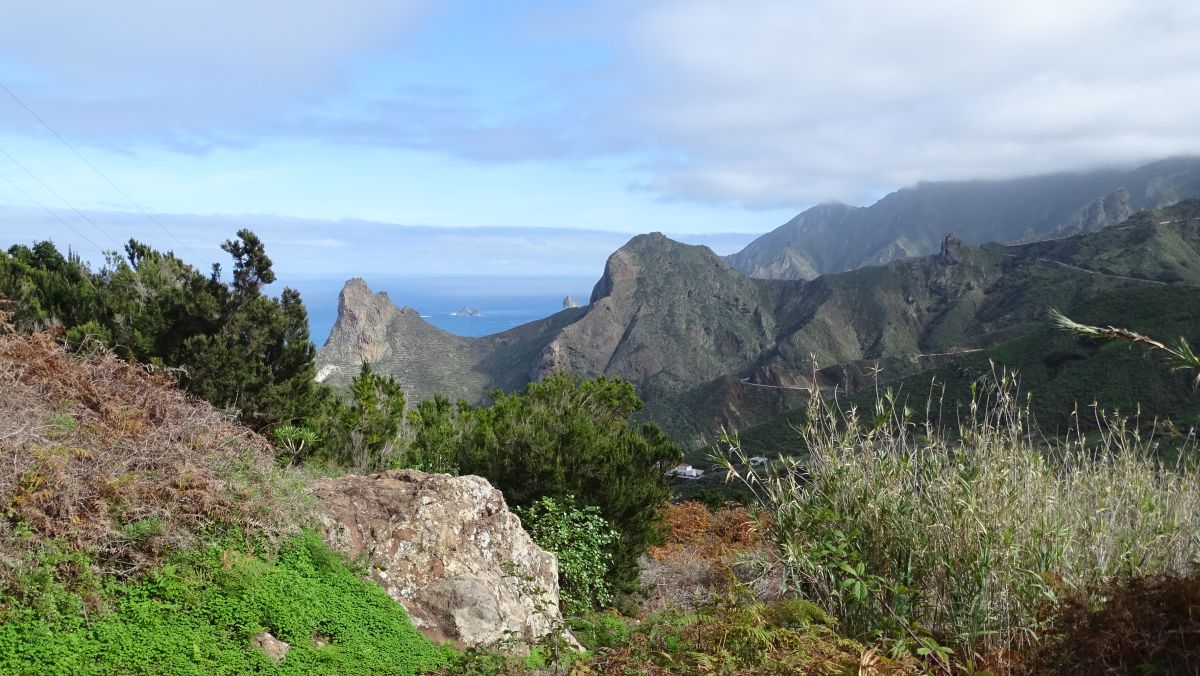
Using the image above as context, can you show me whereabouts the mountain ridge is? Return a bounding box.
[728,157,1200,279]
[317,200,1200,446]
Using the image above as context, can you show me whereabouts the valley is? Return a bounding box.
[317,198,1200,451]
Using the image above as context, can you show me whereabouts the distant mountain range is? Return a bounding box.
[317,198,1200,449]
[727,157,1200,279]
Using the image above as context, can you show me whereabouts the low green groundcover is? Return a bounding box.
[0,532,455,675]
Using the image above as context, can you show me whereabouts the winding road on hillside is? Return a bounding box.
[999,216,1200,287]
[737,348,985,392]
[1002,253,1170,285]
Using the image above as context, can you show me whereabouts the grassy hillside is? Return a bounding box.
[0,326,452,674]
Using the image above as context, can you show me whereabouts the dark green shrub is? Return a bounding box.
[568,611,629,650]
[515,495,618,615]
[455,374,682,592]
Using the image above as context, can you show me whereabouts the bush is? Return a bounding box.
[455,374,682,592]
[379,374,682,593]
[515,496,618,615]
[568,611,629,650]
[574,595,877,675]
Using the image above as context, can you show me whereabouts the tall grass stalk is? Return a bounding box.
[718,366,1200,659]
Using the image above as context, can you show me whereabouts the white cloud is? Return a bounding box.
[606,0,1200,206]
[0,1,432,149]
[3,0,1199,212]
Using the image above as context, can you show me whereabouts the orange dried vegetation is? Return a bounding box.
[650,500,763,561]
[1028,572,1200,674]
[0,327,300,578]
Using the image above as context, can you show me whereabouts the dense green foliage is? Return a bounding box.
[0,533,453,675]
[515,496,619,615]
[0,233,324,431]
[409,374,681,592]
[304,370,682,594]
[400,394,467,475]
[314,363,408,470]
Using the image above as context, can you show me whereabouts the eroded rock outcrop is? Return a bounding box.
[938,232,967,265]
[309,470,576,650]
[320,277,399,361]
[314,279,493,401]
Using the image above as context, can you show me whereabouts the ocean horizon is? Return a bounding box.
[281,274,597,344]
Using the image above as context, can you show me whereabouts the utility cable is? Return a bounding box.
[0,143,122,249]
[0,81,203,262]
[0,166,104,252]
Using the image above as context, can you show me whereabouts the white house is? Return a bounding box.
[666,463,705,479]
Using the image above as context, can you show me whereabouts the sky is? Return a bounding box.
[0,0,1198,283]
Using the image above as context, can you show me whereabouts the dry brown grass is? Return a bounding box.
[1028,572,1200,675]
[0,326,308,580]
[640,502,781,613]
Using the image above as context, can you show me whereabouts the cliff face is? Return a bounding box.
[315,277,491,402]
[533,234,778,393]
[728,157,1200,280]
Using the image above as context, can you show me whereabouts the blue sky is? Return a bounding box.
[0,0,1198,282]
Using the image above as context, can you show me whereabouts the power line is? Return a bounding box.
[0,166,104,252]
[0,81,204,262]
[0,143,123,249]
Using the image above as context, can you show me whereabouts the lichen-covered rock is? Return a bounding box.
[309,470,576,650]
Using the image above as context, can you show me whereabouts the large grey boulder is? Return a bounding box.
[309,470,577,650]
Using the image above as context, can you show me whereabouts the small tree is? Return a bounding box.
[322,363,407,471]
[396,394,464,475]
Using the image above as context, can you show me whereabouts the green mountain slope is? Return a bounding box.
[728,157,1200,280]
[317,201,1200,449]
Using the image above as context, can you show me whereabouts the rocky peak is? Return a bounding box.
[590,233,730,304]
[334,278,399,336]
[315,278,491,398]
[562,295,581,309]
[320,278,400,362]
[939,232,967,264]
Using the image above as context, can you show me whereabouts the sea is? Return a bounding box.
[283,275,597,345]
